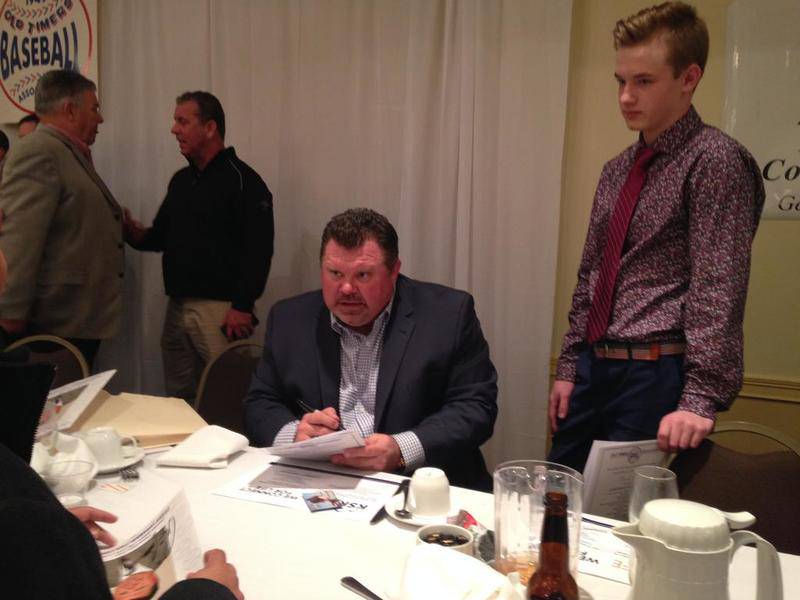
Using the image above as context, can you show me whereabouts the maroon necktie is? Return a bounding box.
[586,146,657,344]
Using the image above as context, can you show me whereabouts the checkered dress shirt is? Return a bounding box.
[273,301,425,471]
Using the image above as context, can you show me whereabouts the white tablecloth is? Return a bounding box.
[91,447,800,600]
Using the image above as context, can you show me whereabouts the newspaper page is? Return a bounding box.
[266,429,365,460]
[87,470,203,599]
[36,370,116,439]
[215,460,400,522]
[582,439,665,520]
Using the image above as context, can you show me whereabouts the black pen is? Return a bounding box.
[581,516,615,529]
[294,398,344,431]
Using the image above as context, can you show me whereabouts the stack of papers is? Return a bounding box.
[89,470,203,595]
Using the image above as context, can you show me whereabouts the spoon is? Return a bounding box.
[340,576,383,600]
[394,479,412,519]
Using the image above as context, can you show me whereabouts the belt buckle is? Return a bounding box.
[649,342,660,360]
[604,342,610,359]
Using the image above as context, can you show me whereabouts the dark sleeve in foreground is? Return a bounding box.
[161,579,237,600]
[0,445,236,600]
[0,444,111,600]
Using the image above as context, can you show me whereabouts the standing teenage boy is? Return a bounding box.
[548,2,764,472]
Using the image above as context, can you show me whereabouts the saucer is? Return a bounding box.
[96,449,145,475]
[384,493,460,527]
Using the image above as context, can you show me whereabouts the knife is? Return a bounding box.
[369,479,409,525]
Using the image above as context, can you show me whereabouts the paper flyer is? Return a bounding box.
[582,439,666,520]
[214,460,400,522]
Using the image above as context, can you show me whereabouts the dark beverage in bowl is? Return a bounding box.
[422,531,469,547]
[417,524,474,554]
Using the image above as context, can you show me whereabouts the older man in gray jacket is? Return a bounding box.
[0,70,123,366]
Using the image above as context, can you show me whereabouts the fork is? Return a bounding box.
[120,467,139,481]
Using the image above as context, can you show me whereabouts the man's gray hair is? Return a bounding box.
[34,69,97,116]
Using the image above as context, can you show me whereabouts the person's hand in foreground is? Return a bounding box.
[68,506,118,547]
[295,407,340,441]
[331,433,402,472]
[187,549,244,600]
[657,410,714,452]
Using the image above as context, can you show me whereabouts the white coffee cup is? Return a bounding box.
[410,467,450,516]
[80,427,138,469]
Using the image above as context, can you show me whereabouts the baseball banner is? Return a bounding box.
[0,0,97,123]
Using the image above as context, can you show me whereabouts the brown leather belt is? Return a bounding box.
[593,341,686,361]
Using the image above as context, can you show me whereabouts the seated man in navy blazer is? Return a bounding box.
[244,208,498,490]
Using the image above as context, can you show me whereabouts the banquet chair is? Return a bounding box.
[6,334,90,389]
[194,340,262,435]
[669,421,800,554]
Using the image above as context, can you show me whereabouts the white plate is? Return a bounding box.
[96,449,146,474]
[384,493,460,527]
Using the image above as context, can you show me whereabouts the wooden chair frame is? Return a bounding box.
[712,420,800,458]
[194,339,263,411]
[7,334,90,381]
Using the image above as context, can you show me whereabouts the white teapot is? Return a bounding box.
[612,498,782,600]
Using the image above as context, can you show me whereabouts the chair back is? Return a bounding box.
[669,421,800,554]
[6,335,90,389]
[194,340,262,435]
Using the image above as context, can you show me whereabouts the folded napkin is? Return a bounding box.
[391,543,524,600]
[155,425,248,468]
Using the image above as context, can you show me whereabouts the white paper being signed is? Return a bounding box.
[266,429,365,460]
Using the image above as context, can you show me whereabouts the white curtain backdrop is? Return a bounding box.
[93,0,572,468]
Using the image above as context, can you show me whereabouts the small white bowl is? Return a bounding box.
[417,524,474,555]
[43,459,95,508]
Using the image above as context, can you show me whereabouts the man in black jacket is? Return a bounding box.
[244,209,498,490]
[125,91,274,400]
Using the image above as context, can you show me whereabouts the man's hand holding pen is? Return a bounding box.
[293,403,405,472]
[295,407,341,442]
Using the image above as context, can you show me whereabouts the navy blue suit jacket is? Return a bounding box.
[244,275,498,490]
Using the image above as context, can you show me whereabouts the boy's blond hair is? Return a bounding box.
[614,2,709,76]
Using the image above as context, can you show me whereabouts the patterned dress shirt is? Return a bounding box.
[273,298,426,470]
[556,106,765,418]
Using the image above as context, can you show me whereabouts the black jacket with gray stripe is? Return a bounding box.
[134,147,274,312]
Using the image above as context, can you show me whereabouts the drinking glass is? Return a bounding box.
[628,465,678,523]
[493,460,583,584]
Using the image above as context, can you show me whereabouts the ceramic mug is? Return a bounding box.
[79,427,138,469]
[409,467,451,516]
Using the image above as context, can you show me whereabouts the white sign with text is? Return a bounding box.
[725,0,800,219]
